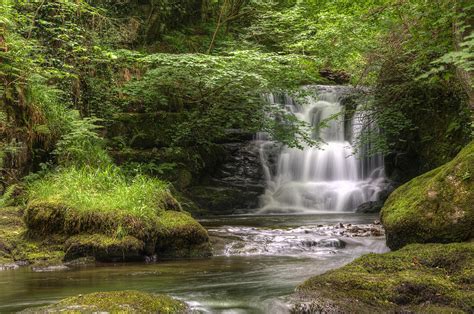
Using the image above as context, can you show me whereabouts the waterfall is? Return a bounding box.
[258,86,385,213]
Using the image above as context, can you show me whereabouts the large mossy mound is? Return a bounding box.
[21,290,187,313]
[381,141,474,250]
[24,166,210,261]
[295,242,474,313]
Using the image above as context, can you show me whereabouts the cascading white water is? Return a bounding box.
[258,86,385,214]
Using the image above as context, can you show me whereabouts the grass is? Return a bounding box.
[27,165,172,219]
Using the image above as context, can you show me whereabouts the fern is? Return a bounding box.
[0,184,17,207]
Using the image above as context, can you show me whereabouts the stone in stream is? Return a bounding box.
[20,290,188,313]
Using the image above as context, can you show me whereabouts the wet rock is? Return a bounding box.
[319,68,351,84]
[355,200,384,213]
[0,263,19,271]
[318,239,346,249]
[187,140,272,214]
[345,224,385,237]
[32,265,69,272]
[64,257,96,266]
[384,151,422,185]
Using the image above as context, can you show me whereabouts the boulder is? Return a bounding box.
[20,290,188,313]
[294,242,474,313]
[381,141,474,250]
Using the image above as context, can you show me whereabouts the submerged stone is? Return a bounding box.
[381,141,474,250]
[20,290,188,313]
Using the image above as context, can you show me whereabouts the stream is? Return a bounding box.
[0,86,390,313]
[0,214,387,313]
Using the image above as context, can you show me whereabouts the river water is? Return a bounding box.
[0,214,387,313]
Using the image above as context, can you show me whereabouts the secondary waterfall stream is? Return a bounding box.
[258,86,386,213]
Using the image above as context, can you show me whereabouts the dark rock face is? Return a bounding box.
[355,200,384,214]
[319,69,351,84]
[384,151,423,185]
[187,140,269,215]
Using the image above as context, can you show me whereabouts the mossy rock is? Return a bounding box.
[24,202,210,261]
[24,200,67,236]
[295,242,474,313]
[20,290,188,313]
[381,141,474,250]
[64,234,145,262]
[0,206,66,267]
[156,211,211,258]
[25,201,146,239]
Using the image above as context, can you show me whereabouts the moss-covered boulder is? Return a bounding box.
[21,290,188,313]
[294,242,474,313]
[381,141,474,250]
[156,211,211,258]
[64,234,144,262]
[23,166,211,262]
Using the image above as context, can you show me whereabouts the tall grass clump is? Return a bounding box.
[27,165,172,219]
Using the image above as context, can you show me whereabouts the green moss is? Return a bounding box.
[381,141,474,250]
[64,234,144,262]
[21,290,187,313]
[156,211,211,258]
[296,242,474,313]
[0,206,66,266]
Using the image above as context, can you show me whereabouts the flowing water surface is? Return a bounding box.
[0,214,387,313]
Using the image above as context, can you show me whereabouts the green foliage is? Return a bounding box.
[0,184,16,207]
[123,51,321,147]
[27,165,170,219]
[53,113,110,167]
